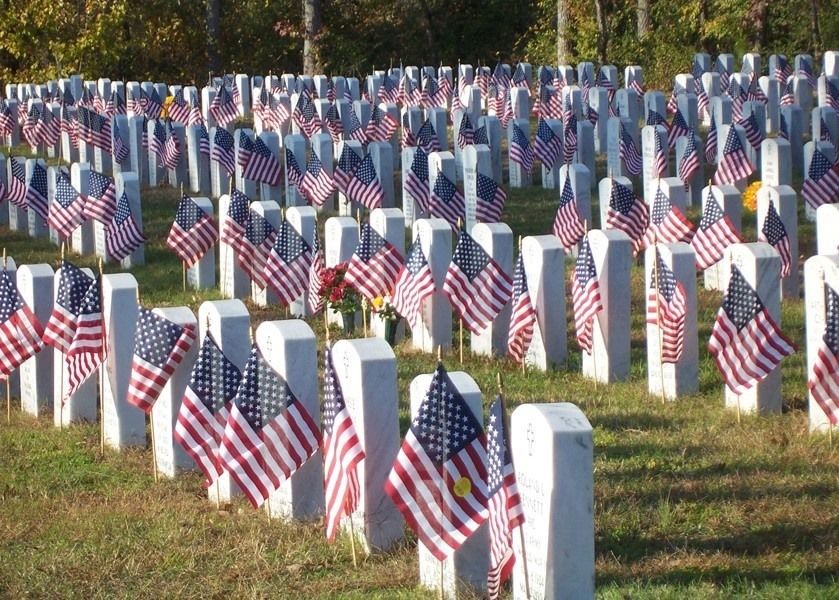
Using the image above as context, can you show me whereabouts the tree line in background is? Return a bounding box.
[0,0,835,89]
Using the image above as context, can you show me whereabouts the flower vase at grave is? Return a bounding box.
[383,318,398,346]
[341,312,356,334]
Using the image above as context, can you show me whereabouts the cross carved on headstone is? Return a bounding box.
[526,423,535,456]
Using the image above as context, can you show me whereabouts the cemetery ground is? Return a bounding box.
[1,148,839,598]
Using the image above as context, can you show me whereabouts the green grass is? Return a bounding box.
[1,144,838,598]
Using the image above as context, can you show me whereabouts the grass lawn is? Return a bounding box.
[0,143,838,599]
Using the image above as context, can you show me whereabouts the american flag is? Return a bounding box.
[553,175,585,251]
[485,395,524,600]
[64,276,104,402]
[307,230,327,314]
[186,99,203,128]
[507,254,536,363]
[715,57,731,94]
[334,145,362,194]
[692,189,741,270]
[0,269,44,380]
[174,333,242,487]
[708,265,795,394]
[457,113,474,149]
[83,169,118,225]
[238,211,277,290]
[693,62,710,116]
[474,124,489,146]
[25,162,49,220]
[443,229,513,334]
[292,90,322,139]
[242,135,282,186]
[211,127,236,175]
[415,119,440,153]
[826,80,839,113]
[774,56,793,85]
[730,83,746,122]
[77,106,111,150]
[237,130,254,168]
[704,111,719,164]
[105,192,146,261]
[644,186,695,247]
[344,107,367,144]
[392,237,435,328]
[209,83,239,127]
[668,108,690,149]
[148,120,168,166]
[808,283,839,425]
[111,119,129,164]
[628,77,646,97]
[677,133,700,185]
[421,74,438,108]
[43,261,94,354]
[230,79,242,106]
[265,93,291,133]
[126,308,197,413]
[38,106,60,146]
[48,171,86,239]
[22,103,42,147]
[499,94,514,128]
[802,149,839,209]
[378,74,401,105]
[404,147,430,214]
[653,130,668,178]
[220,189,250,253]
[324,103,344,142]
[737,113,763,149]
[344,223,403,301]
[384,362,488,560]
[284,147,304,190]
[533,118,562,170]
[713,126,754,185]
[0,100,14,135]
[746,72,767,105]
[6,157,27,208]
[301,151,334,207]
[167,89,191,124]
[619,123,643,175]
[758,199,792,278]
[322,344,365,542]
[666,88,680,115]
[779,78,795,106]
[166,195,219,267]
[365,105,398,142]
[264,219,313,305]
[346,153,385,210]
[585,103,599,126]
[430,171,465,228]
[571,237,602,353]
[606,180,649,254]
[219,343,321,508]
[144,88,164,120]
[475,172,506,223]
[798,59,817,89]
[646,249,688,363]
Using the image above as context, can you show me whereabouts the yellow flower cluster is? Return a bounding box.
[742,181,762,212]
[371,296,384,310]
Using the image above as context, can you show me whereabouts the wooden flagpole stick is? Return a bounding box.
[651,235,666,405]
[362,297,368,337]
[436,345,445,600]
[182,261,187,292]
[459,319,464,365]
[498,373,531,600]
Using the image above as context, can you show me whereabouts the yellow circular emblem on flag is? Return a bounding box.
[453,476,472,497]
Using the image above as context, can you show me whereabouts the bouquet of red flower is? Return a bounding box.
[319,262,362,316]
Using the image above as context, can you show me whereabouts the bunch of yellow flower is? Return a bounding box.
[742,181,762,212]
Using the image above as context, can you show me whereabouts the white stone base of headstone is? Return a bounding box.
[187,197,216,290]
[521,236,567,371]
[471,223,513,356]
[511,403,594,600]
[331,338,404,553]
[325,216,361,328]
[411,218,453,352]
[461,144,493,233]
[804,254,839,434]
[582,229,632,383]
[412,370,488,600]
[259,320,324,520]
[17,264,54,417]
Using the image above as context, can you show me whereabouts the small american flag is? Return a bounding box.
[677,133,700,185]
[219,343,321,508]
[708,265,795,394]
[552,175,585,251]
[242,135,282,186]
[0,269,44,380]
[111,119,129,164]
[457,113,474,149]
[167,89,191,124]
[25,162,49,220]
[430,171,465,229]
[668,108,691,149]
[264,219,313,306]
[606,180,649,254]
[144,89,164,120]
[825,80,839,113]
[533,118,562,171]
[705,111,718,164]
[404,147,430,214]
[646,249,688,363]
[209,86,239,127]
[715,57,731,94]
[174,333,242,487]
[126,308,197,413]
[148,120,168,167]
[628,77,646,97]
[105,192,146,261]
[747,71,767,105]
[802,149,839,209]
[619,123,643,175]
[774,56,793,84]
[6,157,27,208]
[64,276,104,402]
[285,147,304,189]
[238,211,277,290]
[49,171,86,239]
[730,83,746,122]
[365,105,398,142]
[507,254,536,363]
[737,113,763,149]
[415,119,440,153]
[344,107,368,144]
[83,170,118,224]
[346,153,385,210]
[292,90,322,139]
[758,199,792,278]
[485,395,524,600]
[378,74,401,105]
[0,100,14,135]
[713,126,754,185]
[197,121,211,157]
[693,62,710,116]
[780,78,795,106]
[301,151,334,207]
[77,106,111,150]
[324,103,344,142]
[646,109,668,129]
[166,195,219,267]
[571,237,602,353]
[307,231,327,314]
[475,172,506,223]
[443,229,513,334]
[691,189,741,270]
[644,186,695,247]
[392,237,435,328]
[43,261,94,353]
[211,127,236,175]
[237,130,254,169]
[334,145,362,194]
[653,130,668,178]
[798,59,817,89]
[384,362,488,560]
[220,189,250,254]
[808,283,839,425]
[322,344,365,542]
[345,223,404,301]
[474,124,489,146]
